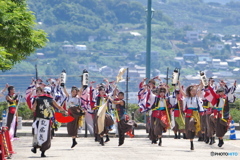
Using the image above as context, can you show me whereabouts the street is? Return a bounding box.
[11,136,240,160]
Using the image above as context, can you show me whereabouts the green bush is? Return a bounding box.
[127,103,144,123]
[230,108,240,123]
[0,102,34,120]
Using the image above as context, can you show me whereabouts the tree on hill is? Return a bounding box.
[0,0,48,71]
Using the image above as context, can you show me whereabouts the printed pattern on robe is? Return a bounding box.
[35,118,50,146]
[226,85,236,103]
[204,87,218,106]
[25,82,36,109]
[138,88,148,113]
[183,97,204,113]
[81,87,94,114]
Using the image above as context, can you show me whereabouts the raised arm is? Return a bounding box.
[62,86,69,97]
[108,97,124,106]
[178,81,186,97]
[197,81,203,97]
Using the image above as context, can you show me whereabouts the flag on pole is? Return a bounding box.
[97,101,108,134]
[116,68,127,83]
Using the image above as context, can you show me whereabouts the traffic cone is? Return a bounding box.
[230,120,237,140]
[0,130,7,160]
[2,127,15,154]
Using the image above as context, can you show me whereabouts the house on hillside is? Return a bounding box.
[219,62,229,70]
[212,59,221,69]
[233,57,240,66]
[62,45,75,53]
[212,71,233,77]
[36,53,44,59]
[130,32,141,37]
[233,68,240,75]
[210,43,224,51]
[186,31,201,43]
[75,45,87,51]
[197,61,209,69]
[174,57,184,67]
[183,54,197,62]
[198,53,212,62]
[226,59,237,67]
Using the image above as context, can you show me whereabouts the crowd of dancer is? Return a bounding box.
[23,75,136,157]
[138,76,236,150]
[0,69,237,157]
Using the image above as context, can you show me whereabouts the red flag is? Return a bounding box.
[204,87,218,106]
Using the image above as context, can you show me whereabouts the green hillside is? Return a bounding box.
[1,0,240,92]
[2,0,180,76]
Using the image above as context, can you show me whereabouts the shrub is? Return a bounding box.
[0,102,33,120]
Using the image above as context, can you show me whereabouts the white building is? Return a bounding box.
[212,59,221,68]
[75,45,87,51]
[62,45,75,53]
[219,62,229,70]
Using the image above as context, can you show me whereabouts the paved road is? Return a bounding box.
[11,136,240,160]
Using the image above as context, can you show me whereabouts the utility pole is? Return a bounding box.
[35,64,38,80]
[146,0,152,80]
[126,68,129,111]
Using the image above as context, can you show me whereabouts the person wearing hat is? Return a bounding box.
[180,82,204,150]
[150,87,171,146]
[31,86,67,157]
[210,86,230,148]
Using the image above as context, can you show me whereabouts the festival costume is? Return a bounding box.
[184,96,204,139]
[94,96,114,145]
[150,96,171,145]
[32,94,54,156]
[66,95,83,137]
[116,100,136,146]
[171,98,185,137]
[6,94,18,137]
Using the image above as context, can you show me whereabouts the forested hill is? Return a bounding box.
[3,0,176,76]
[27,0,172,42]
[135,0,240,35]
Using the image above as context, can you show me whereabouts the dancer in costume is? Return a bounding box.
[94,86,114,146]
[150,86,171,146]
[206,80,236,147]
[31,86,67,157]
[109,92,137,146]
[138,78,160,141]
[63,86,84,148]
[202,78,216,145]
[180,82,204,150]
[6,85,19,138]
[169,89,186,139]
